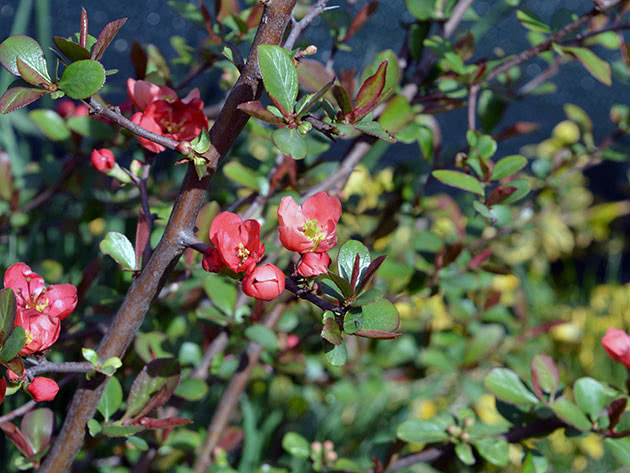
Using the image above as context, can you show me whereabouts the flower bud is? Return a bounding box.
[297,252,331,277]
[91,148,115,173]
[176,141,193,156]
[27,377,59,402]
[202,247,227,273]
[298,121,312,135]
[55,100,75,118]
[7,368,25,383]
[602,328,630,368]
[242,264,285,301]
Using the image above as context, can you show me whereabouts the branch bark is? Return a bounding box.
[38,3,296,472]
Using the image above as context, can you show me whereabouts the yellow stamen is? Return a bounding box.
[237,243,250,263]
[301,219,326,250]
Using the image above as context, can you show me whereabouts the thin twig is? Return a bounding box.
[284,0,329,50]
[25,360,94,379]
[443,0,475,39]
[467,84,479,131]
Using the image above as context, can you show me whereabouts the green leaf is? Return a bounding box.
[491,155,527,180]
[98,376,123,422]
[102,424,145,437]
[0,326,25,362]
[174,378,208,401]
[432,170,484,196]
[190,128,211,154]
[500,179,530,204]
[82,348,99,366]
[66,115,114,141]
[476,135,497,160]
[272,128,307,159]
[53,36,91,62]
[167,1,206,30]
[352,61,388,121]
[473,437,509,466]
[455,442,475,465]
[406,0,435,20]
[237,100,285,125]
[0,288,17,344]
[396,419,449,443]
[530,354,559,400]
[337,240,371,284]
[282,432,310,458]
[245,324,278,350]
[0,84,47,114]
[0,35,51,83]
[58,60,106,99]
[99,232,138,271]
[257,45,298,114]
[223,162,262,190]
[29,110,71,141]
[484,368,538,405]
[99,356,123,377]
[563,46,611,86]
[91,18,128,61]
[321,312,342,345]
[353,120,396,143]
[202,274,236,316]
[21,408,53,454]
[124,358,180,420]
[127,435,149,451]
[87,419,102,437]
[516,9,551,33]
[463,324,504,365]
[574,377,608,421]
[550,398,592,431]
[324,338,348,366]
[352,299,400,339]
[605,437,630,466]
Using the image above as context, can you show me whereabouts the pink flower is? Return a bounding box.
[602,328,630,368]
[127,79,177,111]
[297,252,331,277]
[242,264,285,301]
[91,148,115,173]
[4,263,77,320]
[206,212,265,274]
[27,377,59,402]
[278,192,342,253]
[202,247,227,273]
[15,309,61,356]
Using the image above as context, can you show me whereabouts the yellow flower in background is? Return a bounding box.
[492,274,520,306]
[411,399,437,420]
[578,434,604,460]
[475,394,504,426]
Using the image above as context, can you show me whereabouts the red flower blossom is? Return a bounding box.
[205,212,265,274]
[242,264,285,301]
[15,308,61,356]
[4,263,77,320]
[602,328,630,368]
[297,252,331,277]
[278,192,342,254]
[0,377,5,406]
[202,247,226,273]
[91,148,115,172]
[27,377,59,402]
[129,83,208,154]
[55,100,89,118]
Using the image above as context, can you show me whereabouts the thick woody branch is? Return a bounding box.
[38,3,296,472]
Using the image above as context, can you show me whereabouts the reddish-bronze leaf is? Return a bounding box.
[351,60,388,122]
[0,422,33,457]
[296,59,336,100]
[218,426,244,451]
[350,253,361,289]
[486,185,517,207]
[355,254,387,295]
[130,41,147,80]
[434,242,463,271]
[237,100,285,125]
[494,121,539,141]
[340,2,379,43]
[608,398,627,430]
[246,4,264,30]
[355,329,401,340]
[135,416,192,429]
[0,377,6,406]
[340,68,356,100]
[332,84,352,116]
[0,85,47,114]
[80,8,88,49]
[199,1,222,42]
[468,248,492,270]
[91,18,128,60]
[216,0,239,22]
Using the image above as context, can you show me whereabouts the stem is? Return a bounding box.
[38,3,296,472]
[284,0,329,50]
[467,84,479,131]
[25,360,93,379]
[193,303,286,473]
[443,0,475,38]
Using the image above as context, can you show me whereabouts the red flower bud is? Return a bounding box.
[27,377,59,402]
[242,264,285,301]
[297,252,331,277]
[91,149,115,172]
[602,328,630,368]
[55,100,75,118]
[202,247,227,273]
[6,368,25,383]
[15,309,61,356]
[176,141,192,156]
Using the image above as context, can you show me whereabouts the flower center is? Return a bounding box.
[159,109,188,134]
[301,219,326,250]
[24,330,33,346]
[236,243,250,263]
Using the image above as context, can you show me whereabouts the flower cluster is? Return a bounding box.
[2,263,78,402]
[278,192,341,277]
[202,192,341,302]
[128,79,209,154]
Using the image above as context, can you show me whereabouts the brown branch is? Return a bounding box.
[38,3,297,472]
[467,84,479,131]
[25,360,94,379]
[193,303,286,473]
[443,0,475,39]
[284,0,330,50]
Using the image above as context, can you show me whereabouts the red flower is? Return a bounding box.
[242,264,285,301]
[602,328,630,368]
[4,263,77,320]
[202,247,226,273]
[0,377,5,406]
[27,377,59,402]
[91,148,115,173]
[129,88,208,154]
[206,212,265,274]
[278,192,342,254]
[15,309,61,356]
[55,100,89,118]
[297,252,331,277]
[127,79,177,111]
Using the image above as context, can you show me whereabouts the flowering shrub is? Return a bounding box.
[1,2,630,473]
